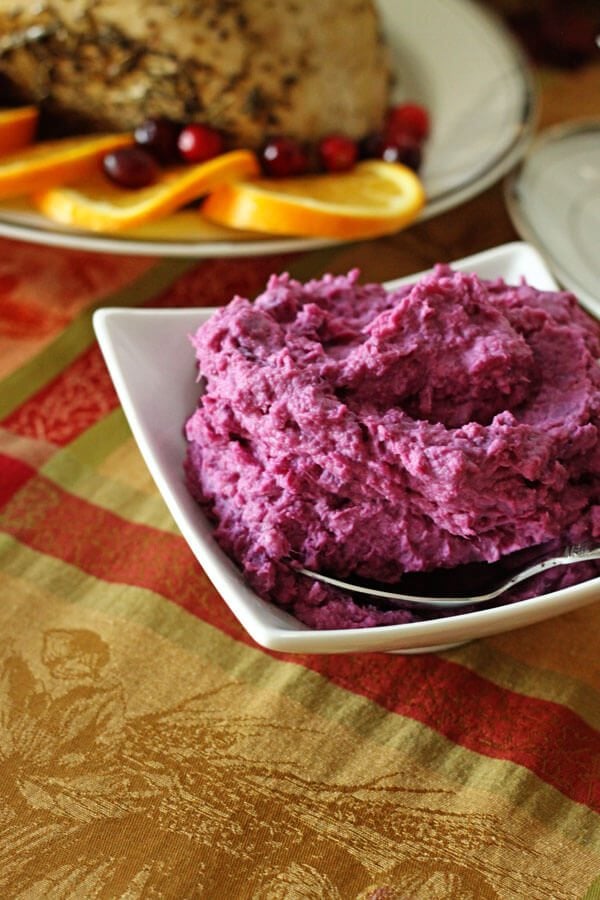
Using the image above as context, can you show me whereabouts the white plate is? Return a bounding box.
[505,119,600,318]
[93,242,600,653]
[0,0,536,258]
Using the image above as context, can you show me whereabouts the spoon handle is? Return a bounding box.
[298,545,600,609]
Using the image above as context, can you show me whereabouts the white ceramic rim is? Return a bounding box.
[504,117,600,318]
[92,241,600,653]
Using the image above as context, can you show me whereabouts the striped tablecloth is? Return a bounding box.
[3,30,600,890]
[1,228,600,899]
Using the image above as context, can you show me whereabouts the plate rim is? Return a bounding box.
[504,116,600,318]
[93,240,600,653]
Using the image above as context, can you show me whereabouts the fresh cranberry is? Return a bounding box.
[134,117,181,164]
[358,130,422,171]
[318,134,358,172]
[260,137,310,177]
[177,124,224,163]
[380,136,422,172]
[102,147,159,188]
[358,131,385,160]
[386,102,430,142]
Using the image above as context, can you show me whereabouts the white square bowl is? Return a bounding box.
[93,242,600,653]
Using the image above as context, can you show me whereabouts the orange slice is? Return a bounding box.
[0,133,133,199]
[33,150,260,233]
[0,106,38,155]
[201,160,426,239]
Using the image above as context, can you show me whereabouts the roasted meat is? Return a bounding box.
[0,0,391,147]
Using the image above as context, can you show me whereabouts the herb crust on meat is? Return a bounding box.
[0,0,391,147]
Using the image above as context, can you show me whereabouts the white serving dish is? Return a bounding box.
[93,242,600,653]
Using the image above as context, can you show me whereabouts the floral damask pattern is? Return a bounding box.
[0,239,152,379]
[0,625,585,899]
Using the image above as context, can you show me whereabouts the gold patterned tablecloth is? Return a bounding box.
[1,50,600,899]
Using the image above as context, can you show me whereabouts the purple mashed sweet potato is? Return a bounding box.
[184,266,600,629]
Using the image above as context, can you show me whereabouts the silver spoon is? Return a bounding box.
[297,544,600,609]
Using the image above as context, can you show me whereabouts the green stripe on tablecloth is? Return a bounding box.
[0,257,196,419]
[582,877,600,899]
[285,245,342,281]
[57,407,133,470]
[2,534,600,861]
[444,636,600,733]
[40,413,180,533]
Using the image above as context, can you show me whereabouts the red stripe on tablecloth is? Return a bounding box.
[1,255,293,445]
[0,465,243,632]
[1,344,119,446]
[2,465,600,813]
[0,453,36,507]
[306,654,600,811]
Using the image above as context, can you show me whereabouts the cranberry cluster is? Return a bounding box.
[262,102,430,178]
[103,118,225,188]
[102,102,430,189]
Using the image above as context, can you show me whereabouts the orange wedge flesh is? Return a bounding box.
[0,106,38,155]
[0,133,134,199]
[201,160,426,239]
[33,150,260,233]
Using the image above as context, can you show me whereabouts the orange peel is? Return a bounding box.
[33,150,260,232]
[0,106,38,156]
[201,160,426,239]
[0,133,134,199]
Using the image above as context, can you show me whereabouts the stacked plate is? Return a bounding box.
[506,119,600,318]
